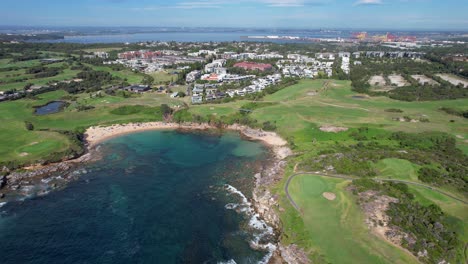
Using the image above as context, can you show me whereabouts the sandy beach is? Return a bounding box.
[85,122,291,158]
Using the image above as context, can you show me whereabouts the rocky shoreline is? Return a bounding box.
[0,149,101,201]
[0,122,308,263]
[252,145,310,264]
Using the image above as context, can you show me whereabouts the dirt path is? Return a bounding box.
[284,172,467,212]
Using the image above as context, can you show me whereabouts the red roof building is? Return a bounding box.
[142,51,162,59]
[201,74,221,82]
[233,62,273,72]
[386,33,397,42]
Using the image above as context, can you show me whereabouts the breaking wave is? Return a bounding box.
[224,184,276,264]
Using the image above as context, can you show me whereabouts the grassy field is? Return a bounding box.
[149,70,178,84]
[187,79,467,153]
[0,90,183,165]
[0,69,81,91]
[186,79,467,262]
[0,90,72,163]
[409,185,468,244]
[283,174,419,263]
[373,158,468,242]
[0,59,42,69]
[88,65,144,84]
[374,158,420,181]
[82,47,123,53]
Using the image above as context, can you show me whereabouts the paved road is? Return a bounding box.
[284,172,468,212]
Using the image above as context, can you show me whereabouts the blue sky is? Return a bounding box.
[1,0,467,30]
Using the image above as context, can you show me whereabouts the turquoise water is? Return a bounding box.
[0,130,274,263]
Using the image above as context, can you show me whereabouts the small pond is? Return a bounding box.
[352,95,367,99]
[34,101,67,115]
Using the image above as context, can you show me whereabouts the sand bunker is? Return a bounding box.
[19,152,29,157]
[320,125,349,133]
[323,192,336,201]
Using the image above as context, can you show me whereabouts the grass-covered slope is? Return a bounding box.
[188,79,467,263]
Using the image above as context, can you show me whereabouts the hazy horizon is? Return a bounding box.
[0,0,467,31]
[1,25,467,33]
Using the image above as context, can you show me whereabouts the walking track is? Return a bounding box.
[284,172,468,212]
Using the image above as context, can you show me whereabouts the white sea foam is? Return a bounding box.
[225,203,239,210]
[224,184,276,264]
[41,178,52,184]
[218,259,237,264]
[0,202,6,208]
[217,259,237,264]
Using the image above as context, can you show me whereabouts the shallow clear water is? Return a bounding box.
[0,130,273,263]
[34,101,66,115]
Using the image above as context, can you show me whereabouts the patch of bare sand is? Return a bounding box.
[436,73,468,88]
[357,190,419,261]
[19,152,29,157]
[322,192,336,201]
[411,75,439,86]
[369,75,386,86]
[388,74,409,87]
[319,125,349,133]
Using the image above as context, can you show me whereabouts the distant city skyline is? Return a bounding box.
[0,0,467,30]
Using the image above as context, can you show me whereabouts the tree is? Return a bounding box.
[160,104,173,116]
[24,121,34,131]
[142,74,154,85]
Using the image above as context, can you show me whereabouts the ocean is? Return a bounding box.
[0,130,276,263]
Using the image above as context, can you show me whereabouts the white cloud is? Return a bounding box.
[132,0,329,10]
[259,0,307,7]
[354,0,383,5]
[131,1,226,11]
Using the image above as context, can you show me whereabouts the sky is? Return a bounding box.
[0,0,467,30]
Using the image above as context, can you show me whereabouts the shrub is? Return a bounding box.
[24,121,34,131]
[385,108,404,113]
[110,105,145,115]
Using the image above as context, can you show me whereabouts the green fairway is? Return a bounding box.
[190,101,246,117]
[0,69,81,91]
[374,158,420,181]
[0,90,72,163]
[245,79,467,152]
[245,79,466,188]
[88,65,144,84]
[284,175,418,263]
[408,184,468,245]
[0,59,42,69]
[149,70,178,84]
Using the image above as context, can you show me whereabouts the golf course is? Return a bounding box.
[1,78,467,263]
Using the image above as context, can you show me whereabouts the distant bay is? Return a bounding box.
[34,31,349,44]
[0,130,276,263]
